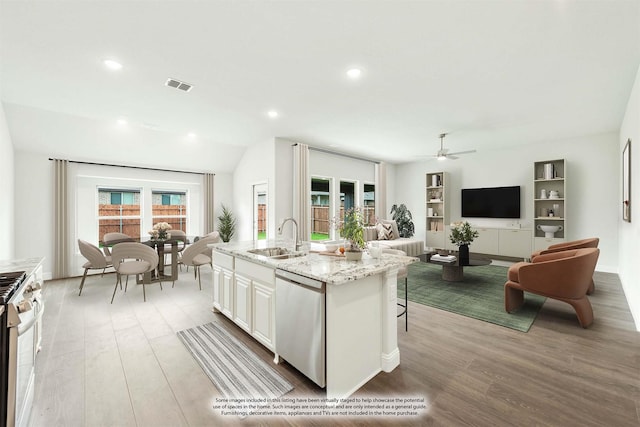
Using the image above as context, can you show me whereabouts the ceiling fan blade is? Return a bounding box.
[446,149,477,156]
[446,155,459,160]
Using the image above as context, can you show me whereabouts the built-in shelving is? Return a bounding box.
[533,159,566,252]
[426,172,447,249]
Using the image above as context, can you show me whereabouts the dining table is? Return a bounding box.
[104,235,194,283]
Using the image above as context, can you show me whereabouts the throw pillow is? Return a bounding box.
[381,219,400,240]
[376,223,393,240]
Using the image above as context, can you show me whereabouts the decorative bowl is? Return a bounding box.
[537,224,563,238]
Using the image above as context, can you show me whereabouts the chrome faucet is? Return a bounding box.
[277,217,300,251]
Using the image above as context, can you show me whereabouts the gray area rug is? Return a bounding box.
[177,322,293,399]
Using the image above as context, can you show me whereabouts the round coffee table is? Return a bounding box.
[427,256,491,282]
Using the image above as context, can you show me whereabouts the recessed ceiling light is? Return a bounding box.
[346,68,362,79]
[187,132,197,138]
[267,110,279,118]
[103,59,123,70]
[116,118,127,125]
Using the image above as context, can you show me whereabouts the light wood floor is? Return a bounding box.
[30,268,639,426]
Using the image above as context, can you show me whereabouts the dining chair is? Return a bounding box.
[381,248,409,331]
[184,231,220,272]
[77,239,112,296]
[166,229,187,269]
[110,242,161,303]
[102,232,134,257]
[178,234,219,290]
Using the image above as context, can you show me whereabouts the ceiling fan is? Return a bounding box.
[430,133,476,160]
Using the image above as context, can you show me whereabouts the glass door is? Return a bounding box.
[253,183,267,240]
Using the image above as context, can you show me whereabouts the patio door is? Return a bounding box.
[253,183,267,240]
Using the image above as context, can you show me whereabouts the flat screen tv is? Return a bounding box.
[461,186,521,219]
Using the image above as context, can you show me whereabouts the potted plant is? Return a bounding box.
[217,204,236,243]
[390,204,415,238]
[335,207,366,260]
[449,221,479,265]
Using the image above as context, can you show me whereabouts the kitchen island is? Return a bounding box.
[209,240,417,401]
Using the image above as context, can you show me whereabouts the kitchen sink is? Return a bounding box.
[248,247,292,257]
[247,247,305,259]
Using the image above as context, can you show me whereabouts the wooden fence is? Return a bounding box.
[311,206,376,235]
[98,204,187,239]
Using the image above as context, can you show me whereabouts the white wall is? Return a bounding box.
[394,132,620,272]
[619,64,640,329]
[14,151,51,275]
[233,139,275,241]
[0,102,15,260]
[14,150,232,279]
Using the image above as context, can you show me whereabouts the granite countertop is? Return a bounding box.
[0,257,45,278]
[209,240,417,285]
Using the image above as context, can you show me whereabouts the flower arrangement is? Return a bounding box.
[333,207,366,252]
[149,222,172,240]
[449,221,478,246]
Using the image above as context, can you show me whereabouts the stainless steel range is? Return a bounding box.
[0,271,44,427]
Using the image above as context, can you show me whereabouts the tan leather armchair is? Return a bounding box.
[505,248,600,328]
[531,237,599,294]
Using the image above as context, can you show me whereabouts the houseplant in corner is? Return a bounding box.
[390,204,415,237]
[217,204,236,243]
[336,207,366,261]
[449,221,478,265]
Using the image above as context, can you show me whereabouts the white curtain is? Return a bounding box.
[203,173,215,234]
[53,159,69,278]
[293,143,310,240]
[375,162,387,220]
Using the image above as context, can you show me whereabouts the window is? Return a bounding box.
[364,183,375,225]
[98,188,141,242]
[152,191,187,232]
[310,178,331,240]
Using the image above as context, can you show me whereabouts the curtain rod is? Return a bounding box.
[294,144,380,164]
[48,158,214,176]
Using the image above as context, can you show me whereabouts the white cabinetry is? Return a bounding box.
[533,159,566,251]
[425,172,447,249]
[212,252,276,353]
[445,226,532,259]
[470,228,499,255]
[212,252,234,315]
[233,275,252,333]
[252,282,275,351]
[499,229,532,259]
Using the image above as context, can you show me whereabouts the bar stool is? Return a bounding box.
[381,248,408,331]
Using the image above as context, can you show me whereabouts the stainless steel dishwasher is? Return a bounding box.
[275,269,326,388]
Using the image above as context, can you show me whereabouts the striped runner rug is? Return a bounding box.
[177,322,293,399]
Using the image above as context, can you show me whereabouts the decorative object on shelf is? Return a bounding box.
[544,163,555,179]
[390,204,415,237]
[549,190,560,199]
[537,224,563,238]
[334,207,366,260]
[449,221,479,265]
[149,222,172,240]
[217,204,237,242]
[623,138,631,222]
[540,189,547,199]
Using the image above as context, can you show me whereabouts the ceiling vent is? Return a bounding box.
[165,78,193,92]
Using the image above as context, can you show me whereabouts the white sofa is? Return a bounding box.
[364,220,423,257]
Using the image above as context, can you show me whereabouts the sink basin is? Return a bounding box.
[247,247,305,260]
[268,253,305,260]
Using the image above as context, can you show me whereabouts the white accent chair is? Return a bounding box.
[179,234,219,290]
[111,242,160,303]
[77,239,112,296]
[102,232,134,257]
